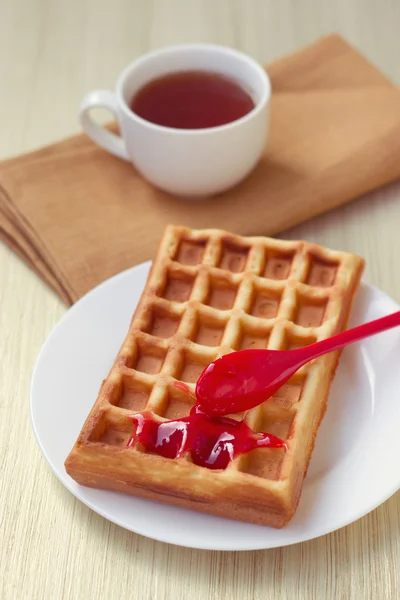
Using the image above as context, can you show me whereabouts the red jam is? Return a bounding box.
[127,405,285,470]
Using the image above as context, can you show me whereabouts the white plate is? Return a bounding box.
[30,262,400,551]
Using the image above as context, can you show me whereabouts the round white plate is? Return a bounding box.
[31,262,400,551]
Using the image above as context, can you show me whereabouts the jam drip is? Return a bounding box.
[127,405,285,470]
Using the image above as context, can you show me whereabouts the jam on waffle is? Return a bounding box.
[65,225,364,527]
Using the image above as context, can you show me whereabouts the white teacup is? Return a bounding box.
[80,44,271,197]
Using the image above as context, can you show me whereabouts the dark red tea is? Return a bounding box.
[130,70,255,129]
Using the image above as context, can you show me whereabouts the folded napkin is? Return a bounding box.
[1,34,400,305]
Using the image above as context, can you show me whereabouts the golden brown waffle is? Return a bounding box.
[65,225,364,527]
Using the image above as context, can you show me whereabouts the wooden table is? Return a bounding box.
[1,1,400,598]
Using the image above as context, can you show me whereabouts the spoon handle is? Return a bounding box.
[296,310,400,364]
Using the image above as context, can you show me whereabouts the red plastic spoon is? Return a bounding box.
[196,310,400,416]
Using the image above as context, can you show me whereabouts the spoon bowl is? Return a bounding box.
[196,310,400,415]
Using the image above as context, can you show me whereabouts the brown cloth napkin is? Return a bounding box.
[1,34,400,305]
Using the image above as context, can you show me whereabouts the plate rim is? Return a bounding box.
[30,263,400,551]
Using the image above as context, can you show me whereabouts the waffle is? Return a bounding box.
[65,225,364,527]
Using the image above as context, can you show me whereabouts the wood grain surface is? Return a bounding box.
[1,1,399,599]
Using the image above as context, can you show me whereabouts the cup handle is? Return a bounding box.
[79,90,130,161]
